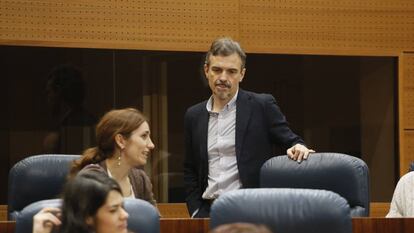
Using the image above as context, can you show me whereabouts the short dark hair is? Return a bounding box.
[205,37,246,69]
[60,171,122,233]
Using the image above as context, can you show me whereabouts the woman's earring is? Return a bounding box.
[117,146,125,166]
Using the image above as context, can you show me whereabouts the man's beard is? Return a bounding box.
[214,80,232,100]
[214,90,232,100]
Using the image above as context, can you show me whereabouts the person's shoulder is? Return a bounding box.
[394,171,414,191]
[188,100,207,111]
[79,163,106,175]
[240,89,275,103]
[185,100,208,115]
[400,171,414,183]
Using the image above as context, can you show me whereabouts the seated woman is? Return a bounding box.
[70,108,156,205]
[33,171,129,233]
[387,171,414,217]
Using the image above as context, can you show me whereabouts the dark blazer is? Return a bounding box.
[183,89,304,215]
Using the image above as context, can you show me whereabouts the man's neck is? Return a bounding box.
[212,98,229,112]
[211,90,238,112]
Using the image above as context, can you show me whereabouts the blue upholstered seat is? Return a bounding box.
[8,154,80,220]
[210,188,352,233]
[260,152,369,217]
[15,198,160,233]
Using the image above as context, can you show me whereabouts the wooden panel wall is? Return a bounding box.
[0,205,7,221]
[1,0,414,176]
[1,0,414,55]
[240,0,414,55]
[400,53,414,175]
[0,0,239,51]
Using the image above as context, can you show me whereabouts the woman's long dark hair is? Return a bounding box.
[60,171,122,233]
[70,108,147,177]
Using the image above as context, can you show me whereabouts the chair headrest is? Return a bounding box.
[15,199,62,233]
[260,152,369,216]
[8,154,80,219]
[124,198,160,233]
[210,188,352,233]
[15,198,160,233]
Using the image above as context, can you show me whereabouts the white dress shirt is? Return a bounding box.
[202,91,241,200]
[387,171,414,217]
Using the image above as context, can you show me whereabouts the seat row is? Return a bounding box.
[9,152,369,233]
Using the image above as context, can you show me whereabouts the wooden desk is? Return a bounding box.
[369,202,390,217]
[0,221,15,233]
[352,217,414,233]
[2,218,414,233]
[157,203,190,218]
[160,218,209,233]
[0,205,7,221]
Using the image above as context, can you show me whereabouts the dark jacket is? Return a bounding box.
[183,89,304,215]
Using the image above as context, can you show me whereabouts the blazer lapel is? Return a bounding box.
[236,90,252,158]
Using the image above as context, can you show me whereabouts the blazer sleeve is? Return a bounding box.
[183,109,203,215]
[264,94,305,148]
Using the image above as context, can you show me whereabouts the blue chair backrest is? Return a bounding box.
[124,198,160,233]
[15,199,62,233]
[15,198,160,233]
[210,188,352,233]
[8,154,80,220]
[260,152,369,217]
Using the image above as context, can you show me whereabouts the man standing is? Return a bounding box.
[184,38,314,218]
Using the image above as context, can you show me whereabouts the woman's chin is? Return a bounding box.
[136,158,147,167]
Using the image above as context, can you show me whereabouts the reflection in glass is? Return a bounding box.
[44,64,96,154]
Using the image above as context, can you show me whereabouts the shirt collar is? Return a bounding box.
[206,89,239,113]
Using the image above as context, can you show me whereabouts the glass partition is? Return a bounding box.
[1,46,396,203]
